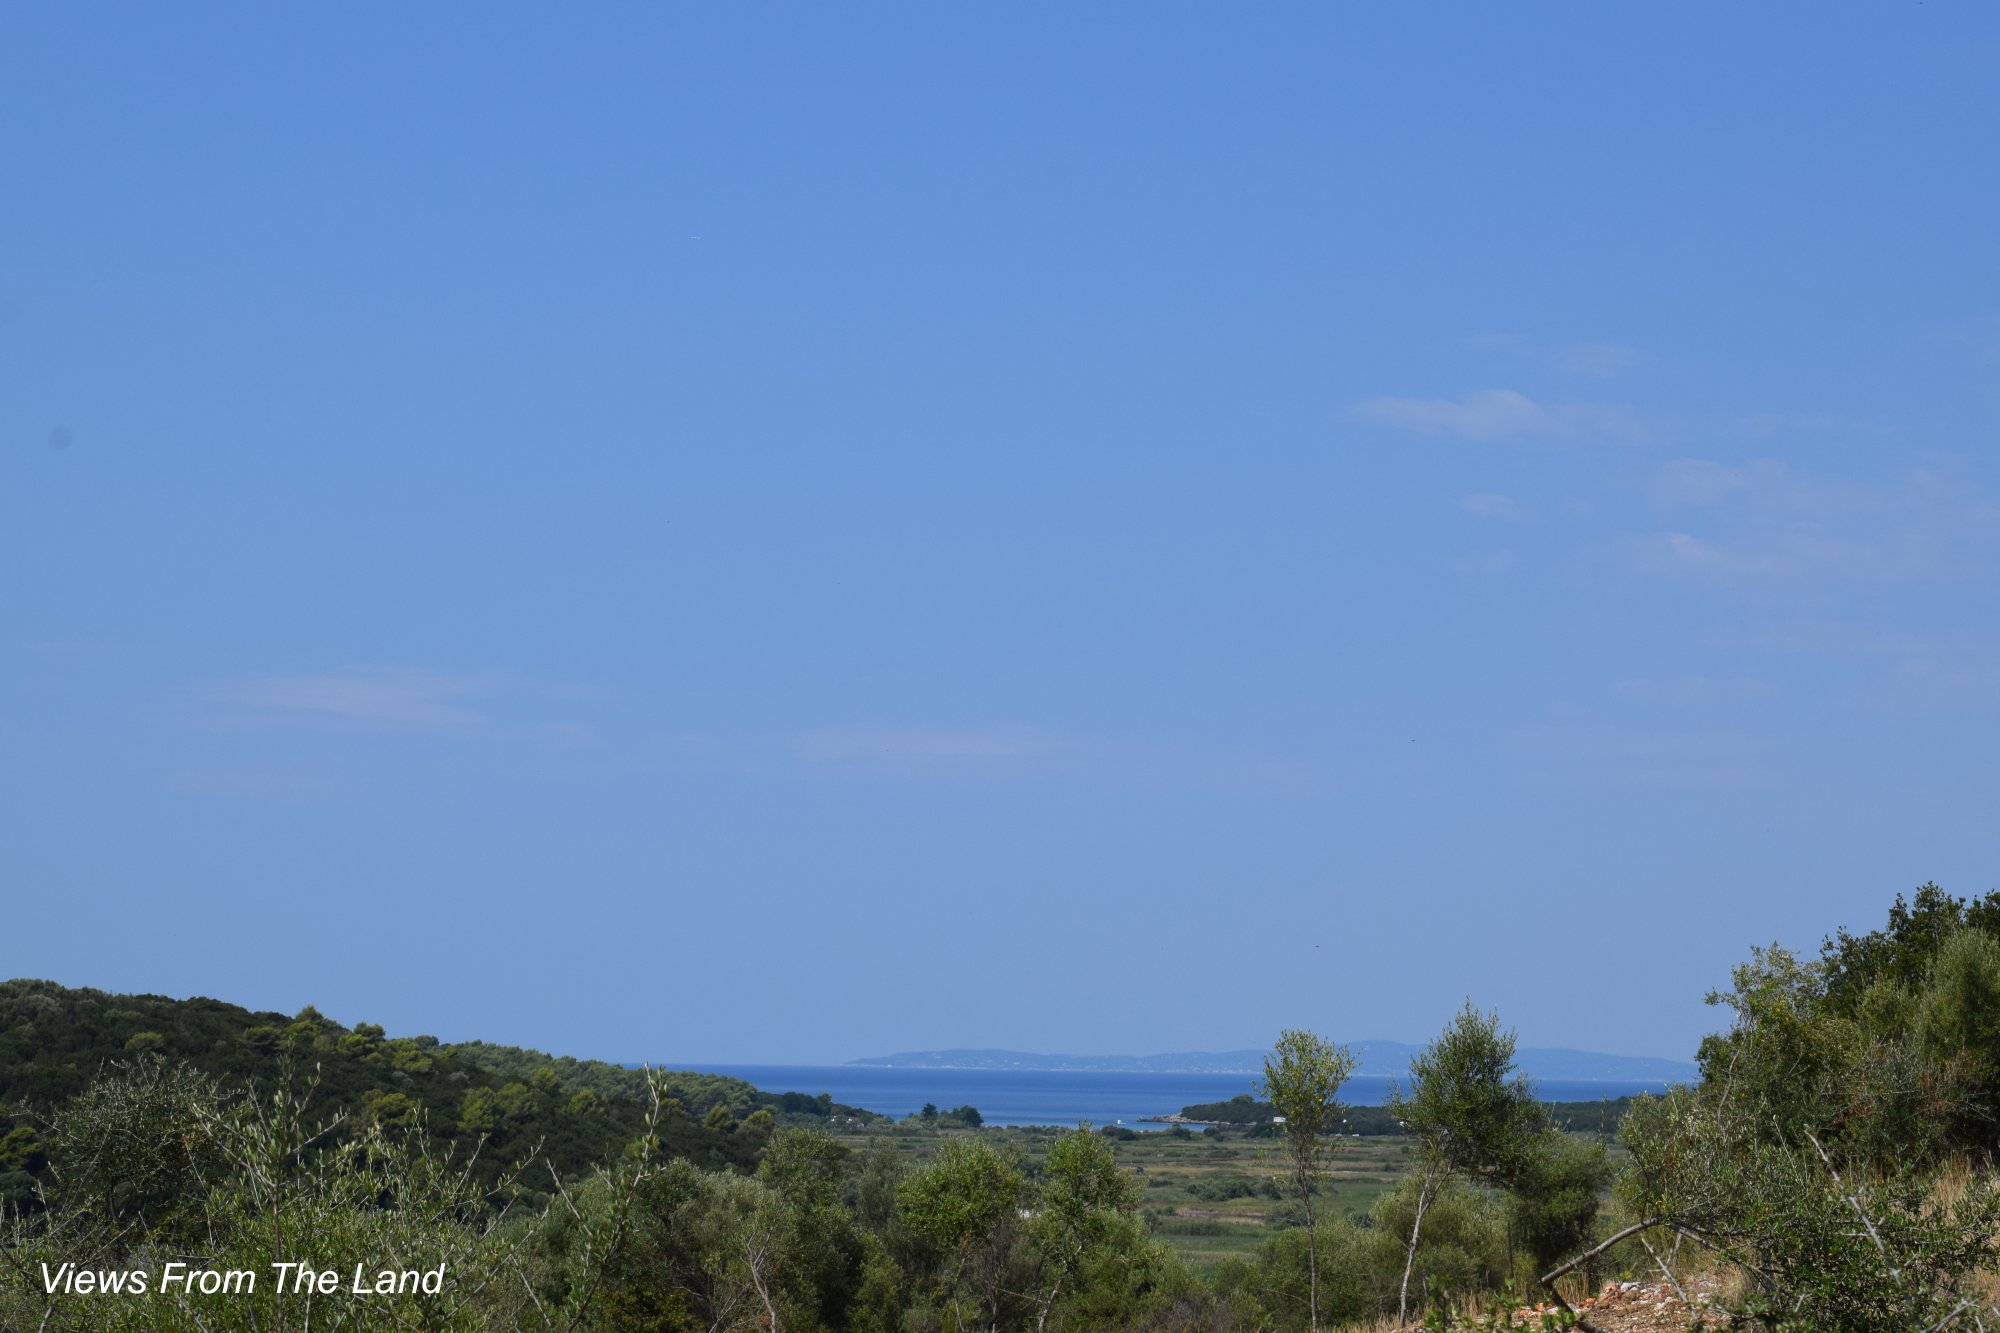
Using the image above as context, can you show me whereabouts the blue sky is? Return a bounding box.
[5,5,1997,1066]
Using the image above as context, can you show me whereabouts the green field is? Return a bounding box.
[827,1114,1622,1273]
[1115,1130,1414,1269]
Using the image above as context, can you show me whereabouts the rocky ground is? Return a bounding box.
[1568,1275,1726,1331]
[1408,1274,1728,1331]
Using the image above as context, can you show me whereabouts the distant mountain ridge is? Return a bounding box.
[849,1043,1698,1082]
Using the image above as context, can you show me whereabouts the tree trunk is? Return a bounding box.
[1398,1173,1436,1326]
[1034,1288,1056,1333]
[744,1240,780,1333]
[1537,1218,1660,1333]
[1304,1192,1319,1333]
[1035,1272,1065,1333]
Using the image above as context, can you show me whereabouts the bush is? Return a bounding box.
[1505,1134,1611,1274]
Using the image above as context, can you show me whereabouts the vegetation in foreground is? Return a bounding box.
[4,881,2000,1330]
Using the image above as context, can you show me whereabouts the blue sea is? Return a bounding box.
[685,1065,1671,1130]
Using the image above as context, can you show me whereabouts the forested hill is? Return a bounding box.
[0,978,878,1202]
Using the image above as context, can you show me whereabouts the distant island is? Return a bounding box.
[848,1043,1699,1082]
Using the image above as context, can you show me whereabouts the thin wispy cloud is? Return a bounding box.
[1645,458,1785,508]
[797,726,1062,766]
[1645,458,1983,521]
[792,726,1318,796]
[1612,675,1775,708]
[1459,493,1532,522]
[1734,411,1844,440]
[1350,389,1651,445]
[1879,647,2000,717]
[1559,343,1636,378]
[1626,529,1912,581]
[1625,459,2000,583]
[234,668,490,728]
[1464,335,1638,379]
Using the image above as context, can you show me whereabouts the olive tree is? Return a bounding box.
[1026,1125,1138,1332]
[1389,1002,1547,1322]
[898,1137,1025,1331]
[1259,1028,1356,1333]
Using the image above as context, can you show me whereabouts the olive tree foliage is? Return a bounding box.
[1035,1214,1208,1333]
[1501,1132,1609,1278]
[1705,886,2000,1168]
[3,1057,542,1333]
[1602,898,2000,1331]
[518,1074,881,1333]
[542,1145,855,1333]
[1024,1127,1136,1333]
[1620,1088,2000,1333]
[1258,1028,1356,1333]
[1388,1003,1551,1322]
[1394,1004,1545,1179]
[753,1128,869,1333]
[876,1128,1190,1333]
[1215,1176,1510,1331]
[897,1137,1027,1332]
[37,1056,231,1252]
[1911,927,2000,1143]
[1820,882,2000,1020]
[1694,943,1967,1169]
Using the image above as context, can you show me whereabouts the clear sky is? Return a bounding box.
[5,6,1997,1067]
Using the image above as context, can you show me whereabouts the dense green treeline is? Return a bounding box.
[0,979,878,1213]
[447,1040,859,1124]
